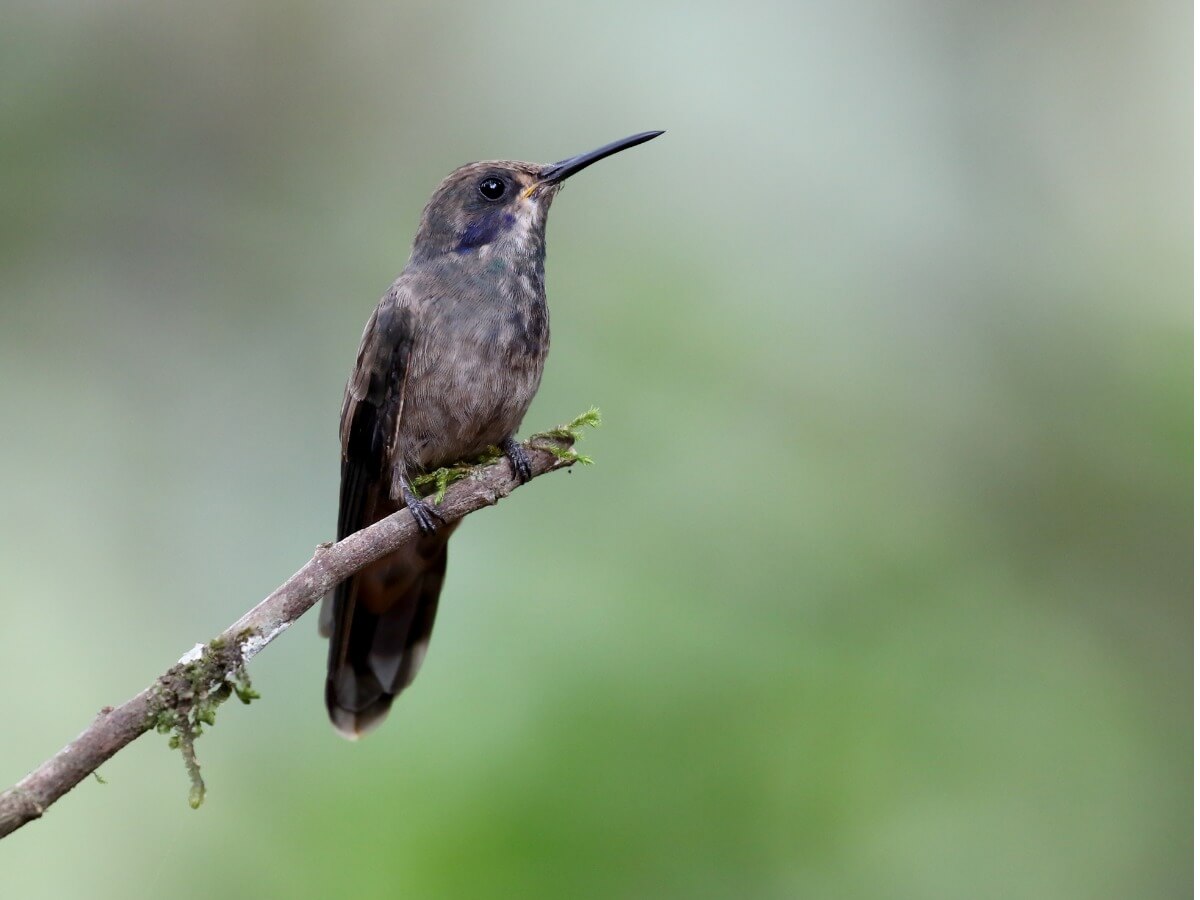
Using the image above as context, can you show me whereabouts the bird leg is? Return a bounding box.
[393,465,444,536]
[501,437,533,484]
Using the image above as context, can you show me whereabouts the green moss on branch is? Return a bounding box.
[411,407,603,502]
[149,636,260,808]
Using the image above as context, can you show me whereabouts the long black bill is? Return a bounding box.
[540,130,665,184]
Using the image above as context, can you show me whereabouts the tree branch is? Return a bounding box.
[0,435,582,839]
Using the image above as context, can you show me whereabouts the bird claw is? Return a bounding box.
[400,482,445,536]
[406,497,444,536]
[502,438,533,484]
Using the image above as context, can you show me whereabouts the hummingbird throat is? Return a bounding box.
[454,197,544,256]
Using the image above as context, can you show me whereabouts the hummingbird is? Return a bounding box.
[319,130,664,738]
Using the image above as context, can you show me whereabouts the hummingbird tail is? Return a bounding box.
[322,529,454,739]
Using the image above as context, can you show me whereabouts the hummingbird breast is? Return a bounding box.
[398,265,549,471]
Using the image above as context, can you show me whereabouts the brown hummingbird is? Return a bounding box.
[319,131,664,738]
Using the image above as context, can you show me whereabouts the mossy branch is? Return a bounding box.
[0,413,598,839]
[411,407,601,501]
[530,406,601,465]
[149,636,260,808]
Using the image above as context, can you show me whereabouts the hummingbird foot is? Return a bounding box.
[401,480,445,536]
[501,437,533,483]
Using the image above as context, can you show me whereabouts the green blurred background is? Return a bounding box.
[0,1,1190,897]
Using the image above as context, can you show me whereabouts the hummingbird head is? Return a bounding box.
[409,131,664,263]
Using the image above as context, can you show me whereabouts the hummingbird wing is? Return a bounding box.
[320,286,453,739]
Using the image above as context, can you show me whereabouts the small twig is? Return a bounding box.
[0,432,583,840]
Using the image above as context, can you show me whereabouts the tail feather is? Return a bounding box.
[323,524,456,739]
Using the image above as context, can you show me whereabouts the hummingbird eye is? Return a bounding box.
[478,177,506,201]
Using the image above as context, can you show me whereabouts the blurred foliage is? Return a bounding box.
[0,1,1189,898]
